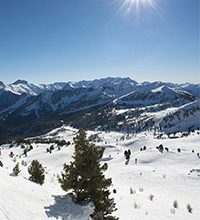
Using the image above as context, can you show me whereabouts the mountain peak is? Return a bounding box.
[13,79,29,85]
[151,85,174,93]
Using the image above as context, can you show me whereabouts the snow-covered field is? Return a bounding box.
[0,127,200,220]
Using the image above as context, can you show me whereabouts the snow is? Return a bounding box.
[160,100,200,133]
[141,107,179,123]
[151,86,192,97]
[0,168,93,220]
[0,81,69,96]
[139,100,200,133]
[113,91,135,104]
[0,126,200,220]
[151,85,176,93]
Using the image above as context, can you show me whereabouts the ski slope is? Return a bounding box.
[0,127,200,220]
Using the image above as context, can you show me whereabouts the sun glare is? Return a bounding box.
[117,0,160,15]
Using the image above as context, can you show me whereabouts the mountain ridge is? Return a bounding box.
[0,77,199,141]
[1,77,200,96]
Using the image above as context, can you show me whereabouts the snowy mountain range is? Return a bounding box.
[0,77,199,141]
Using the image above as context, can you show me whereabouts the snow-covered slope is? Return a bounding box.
[179,83,200,98]
[109,100,199,134]
[0,127,200,220]
[0,168,93,220]
[159,100,200,133]
[114,86,195,108]
[5,80,43,95]
[139,100,200,134]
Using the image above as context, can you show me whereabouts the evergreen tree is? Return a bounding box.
[124,150,130,160]
[28,160,45,185]
[58,129,116,218]
[13,162,20,176]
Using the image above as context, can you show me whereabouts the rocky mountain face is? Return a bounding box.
[0,77,199,141]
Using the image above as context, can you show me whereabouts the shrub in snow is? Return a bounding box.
[23,149,27,157]
[21,160,27,166]
[50,145,54,151]
[13,163,20,176]
[56,139,70,146]
[124,150,127,159]
[21,144,25,149]
[28,160,45,185]
[187,204,192,213]
[177,148,181,153]
[165,147,169,152]
[58,129,116,219]
[131,187,137,195]
[57,139,67,146]
[135,158,138,164]
[9,151,14,157]
[130,187,134,194]
[197,153,200,158]
[133,201,140,209]
[29,145,33,151]
[113,189,117,194]
[173,200,178,208]
[124,150,131,160]
[139,187,144,192]
[149,194,154,201]
[158,144,164,153]
[0,160,3,167]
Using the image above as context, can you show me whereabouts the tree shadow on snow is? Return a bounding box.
[125,159,130,165]
[44,194,93,220]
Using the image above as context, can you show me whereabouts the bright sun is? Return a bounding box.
[118,0,158,14]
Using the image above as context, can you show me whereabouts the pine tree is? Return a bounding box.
[13,162,20,176]
[58,129,116,218]
[28,160,45,185]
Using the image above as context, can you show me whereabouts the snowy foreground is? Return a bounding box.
[0,127,200,220]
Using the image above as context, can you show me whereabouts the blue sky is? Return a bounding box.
[0,0,199,84]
